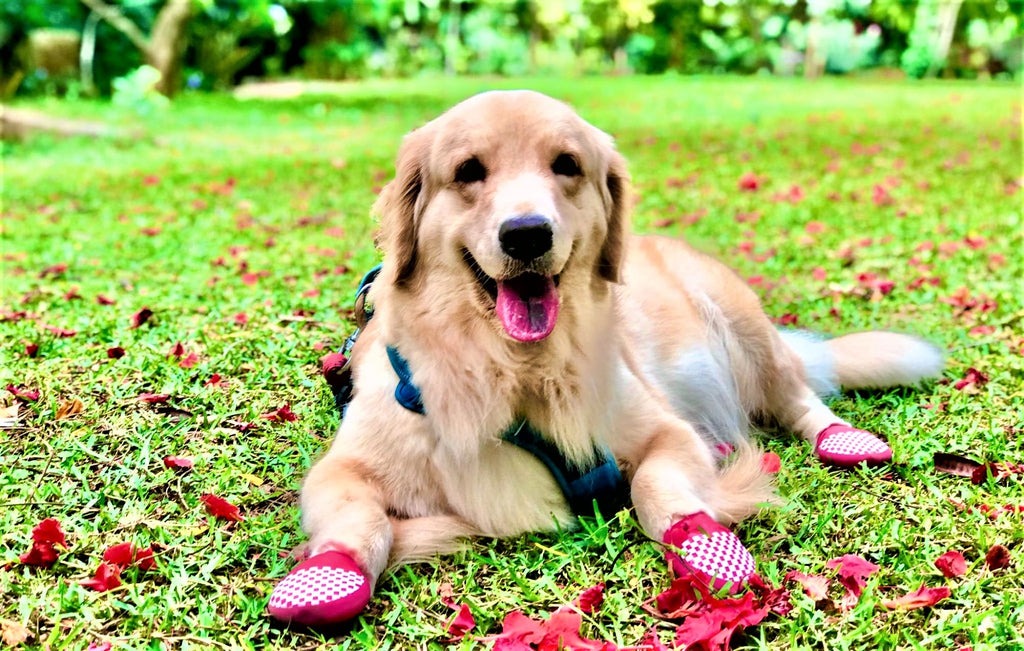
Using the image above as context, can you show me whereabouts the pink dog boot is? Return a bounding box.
[268,550,372,627]
[815,423,893,467]
[662,511,756,593]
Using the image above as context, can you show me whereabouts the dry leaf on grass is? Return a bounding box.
[1,620,31,646]
[55,398,84,420]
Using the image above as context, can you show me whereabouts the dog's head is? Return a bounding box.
[375,90,629,343]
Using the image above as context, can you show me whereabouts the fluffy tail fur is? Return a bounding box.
[710,444,780,525]
[388,515,479,568]
[779,330,944,396]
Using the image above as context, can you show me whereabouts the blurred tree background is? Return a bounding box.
[1,0,1021,101]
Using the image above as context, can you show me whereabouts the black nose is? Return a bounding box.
[499,214,553,261]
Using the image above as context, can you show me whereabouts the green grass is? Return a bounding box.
[1,76,1022,650]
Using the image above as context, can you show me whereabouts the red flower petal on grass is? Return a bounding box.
[204,374,223,387]
[784,571,830,601]
[201,494,243,522]
[575,583,605,614]
[825,554,879,610]
[738,172,762,191]
[881,584,951,610]
[954,368,990,392]
[19,519,67,568]
[31,519,67,547]
[96,294,116,305]
[985,545,1011,570]
[178,352,199,369]
[137,393,169,403]
[19,542,59,567]
[6,385,40,402]
[261,403,298,422]
[761,452,781,474]
[25,343,39,358]
[168,342,185,358]
[163,456,194,469]
[129,307,153,329]
[80,562,122,592]
[43,325,77,337]
[107,346,125,359]
[86,642,112,651]
[934,551,967,578]
[445,603,476,641]
[640,629,670,651]
[102,543,156,571]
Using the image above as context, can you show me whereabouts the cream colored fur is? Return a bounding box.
[298,90,942,581]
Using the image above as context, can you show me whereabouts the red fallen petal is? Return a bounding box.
[261,403,298,422]
[881,584,951,610]
[826,554,879,609]
[135,546,156,571]
[19,541,59,567]
[106,346,126,359]
[954,367,990,391]
[32,518,67,547]
[575,583,605,614]
[86,642,112,651]
[7,385,40,402]
[201,494,244,522]
[445,603,475,641]
[102,542,136,566]
[43,325,77,337]
[484,611,544,646]
[178,352,199,369]
[812,266,827,281]
[80,562,122,592]
[761,452,781,474]
[934,551,967,578]
[784,570,830,600]
[25,343,39,358]
[985,545,1011,570]
[738,172,762,191]
[130,307,153,329]
[96,294,116,305]
[204,373,223,387]
[233,312,249,325]
[39,263,68,278]
[163,456,194,469]
[168,342,185,358]
[137,393,169,403]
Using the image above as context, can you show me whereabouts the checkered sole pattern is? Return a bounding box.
[816,424,893,467]
[663,511,756,592]
[676,530,756,585]
[268,566,365,609]
[267,550,372,627]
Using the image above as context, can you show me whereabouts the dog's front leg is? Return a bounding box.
[625,400,764,593]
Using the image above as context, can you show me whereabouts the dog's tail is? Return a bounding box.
[779,329,944,396]
[710,444,779,525]
[388,515,479,568]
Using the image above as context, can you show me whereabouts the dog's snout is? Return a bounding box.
[499,214,553,261]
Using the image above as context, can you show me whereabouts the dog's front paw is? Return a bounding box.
[268,550,372,627]
[814,423,893,467]
[662,511,755,593]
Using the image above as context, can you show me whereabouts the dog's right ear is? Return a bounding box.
[374,127,431,286]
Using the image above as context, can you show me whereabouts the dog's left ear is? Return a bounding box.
[374,126,432,286]
[598,149,630,283]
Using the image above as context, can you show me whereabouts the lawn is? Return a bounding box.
[1,76,1021,650]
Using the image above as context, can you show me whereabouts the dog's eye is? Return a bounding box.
[454,158,487,184]
[552,153,582,177]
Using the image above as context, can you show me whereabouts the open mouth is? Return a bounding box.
[463,250,560,343]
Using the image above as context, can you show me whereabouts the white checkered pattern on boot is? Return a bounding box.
[268,566,365,608]
[818,430,890,456]
[678,531,755,584]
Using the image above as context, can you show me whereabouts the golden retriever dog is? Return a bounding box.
[267,90,943,627]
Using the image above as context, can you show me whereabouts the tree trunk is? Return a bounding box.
[146,0,192,97]
[928,0,963,77]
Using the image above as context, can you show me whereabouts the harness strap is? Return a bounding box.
[326,263,628,518]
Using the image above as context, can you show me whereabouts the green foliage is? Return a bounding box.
[111,64,170,114]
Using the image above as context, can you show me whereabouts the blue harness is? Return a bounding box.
[328,265,628,518]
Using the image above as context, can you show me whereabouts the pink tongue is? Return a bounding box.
[495,275,559,342]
